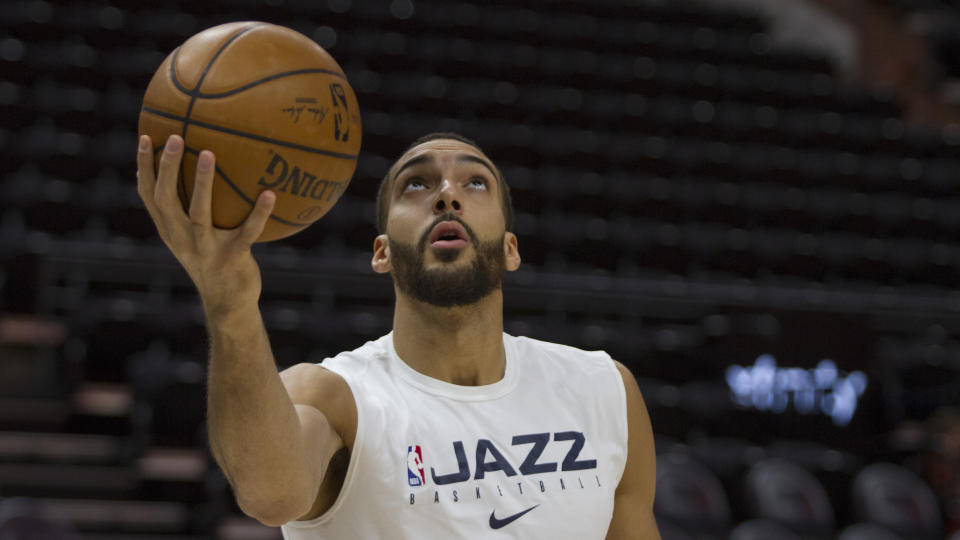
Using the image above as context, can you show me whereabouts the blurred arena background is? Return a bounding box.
[2,0,960,538]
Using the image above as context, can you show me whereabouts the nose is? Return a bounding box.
[433,178,462,214]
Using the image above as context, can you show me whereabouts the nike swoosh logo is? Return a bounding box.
[489,504,539,529]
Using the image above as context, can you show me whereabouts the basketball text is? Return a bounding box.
[281,97,329,125]
[258,151,344,202]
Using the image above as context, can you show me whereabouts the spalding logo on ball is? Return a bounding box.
[138,21,362,242]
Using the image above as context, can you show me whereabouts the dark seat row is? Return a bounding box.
[656,450,943,540]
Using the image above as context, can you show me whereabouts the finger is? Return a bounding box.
[189,150,215,226]
[136,135,156,208]
[238,190,276,245]
[154,134,185,214]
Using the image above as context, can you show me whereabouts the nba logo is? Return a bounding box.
[407,445,425,487]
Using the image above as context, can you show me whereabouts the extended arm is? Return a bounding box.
[136,135,347,525]
[206,306,344,525]
[606,361,661,540]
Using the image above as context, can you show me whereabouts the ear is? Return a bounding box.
[504,232,521,272]
[371,234,392,274]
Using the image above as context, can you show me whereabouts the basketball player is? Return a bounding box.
[136,132,659,539]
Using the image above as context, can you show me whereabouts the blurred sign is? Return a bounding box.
[725,354,868,426]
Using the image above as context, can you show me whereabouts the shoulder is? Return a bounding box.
[280,363,356,445]
[280,362,350,402]
[316,334,391,377]
[608,359,654,479]
[608,358,658,540]
[509,333,613,367]
[611,360,641,396]
[279,334,389,401]
[508,334,620,388]
[277,334,392,449]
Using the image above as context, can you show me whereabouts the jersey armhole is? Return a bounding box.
[283,362,367,529]
[607,356,630,487]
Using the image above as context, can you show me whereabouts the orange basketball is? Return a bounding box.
[138,21,361,242]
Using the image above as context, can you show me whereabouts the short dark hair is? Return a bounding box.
[375,132,515,234]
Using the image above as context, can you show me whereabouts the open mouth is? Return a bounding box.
[428,221,469,249]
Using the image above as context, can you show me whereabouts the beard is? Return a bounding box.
[389,215,506,308]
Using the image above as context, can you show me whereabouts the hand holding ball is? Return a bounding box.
[138,22,361,242]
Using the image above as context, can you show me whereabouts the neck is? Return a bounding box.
[391,288,506,386]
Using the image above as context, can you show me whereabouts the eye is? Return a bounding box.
[468,177,488,190]
[403,177,427,191]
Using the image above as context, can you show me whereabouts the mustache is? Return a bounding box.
[418,213,479,248]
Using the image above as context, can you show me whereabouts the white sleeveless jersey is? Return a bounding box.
[281,332,628,540]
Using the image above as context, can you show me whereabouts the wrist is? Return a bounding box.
[203,297,262,334]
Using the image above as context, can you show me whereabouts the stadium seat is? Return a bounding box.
[654,451,732,538]
[0,498,79,540]
[728,518,802,540]
[743,457,835,537]
[851,462,942,540]
[657,519,694,540]
[837,522,903,540]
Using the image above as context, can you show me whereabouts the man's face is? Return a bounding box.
[373,139,520,307]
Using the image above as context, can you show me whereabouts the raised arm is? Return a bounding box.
[607,360,661,540]
[136,135,349,525]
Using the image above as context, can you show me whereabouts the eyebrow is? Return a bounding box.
[455,154,500,182]
[392,153,500,187]
[393,154,433,181]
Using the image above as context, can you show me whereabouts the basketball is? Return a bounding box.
[138,21,361,242]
